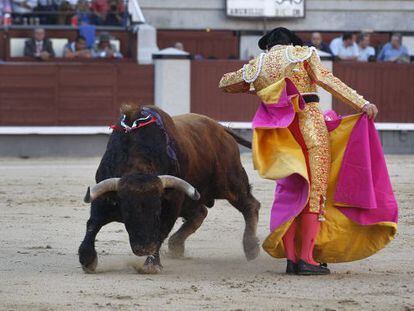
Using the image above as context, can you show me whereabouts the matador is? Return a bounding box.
[219,28,398,275]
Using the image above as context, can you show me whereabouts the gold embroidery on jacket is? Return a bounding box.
[219,45,368,110]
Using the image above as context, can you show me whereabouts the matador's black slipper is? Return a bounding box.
[297,260,330,275]
[286,260,298,275]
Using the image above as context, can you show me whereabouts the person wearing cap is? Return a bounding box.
[219,28,397,276]
[92,32,122,59]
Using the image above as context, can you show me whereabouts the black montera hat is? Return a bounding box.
[258,27,303,50]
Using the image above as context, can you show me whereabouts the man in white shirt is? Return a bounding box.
[330,32,358,57]
[337,33,359,60]
[357,33,376,62]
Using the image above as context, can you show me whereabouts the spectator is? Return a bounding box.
[11,0,37,24]
[377,33,410,63]
[307,32,332,55]
[34,0,58,24]
[90,0,108,24]
[174,42,184,51]
[57,0,77,25]
[329,32,357,57]
[104,0,124,25]
[104,2,123,26]
[0,0,12,24]
[63,35,91,59]
[79,23,96,48]
[72,0,94,25]
[92,32,122,58]
[337,33,359,60]
[24,27,55,60]
[357,33,376,62]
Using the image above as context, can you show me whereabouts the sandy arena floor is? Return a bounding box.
[0,154,413,311]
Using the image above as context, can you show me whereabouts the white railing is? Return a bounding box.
[0,123,413,135]
[128,0,146,24]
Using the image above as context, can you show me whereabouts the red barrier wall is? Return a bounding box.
[191,60,259,121]
[332,62,414,123]
[0,62,153,125]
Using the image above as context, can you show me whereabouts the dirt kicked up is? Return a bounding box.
[0,154,413,311]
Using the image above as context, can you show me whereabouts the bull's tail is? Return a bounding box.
[224,128,252,149]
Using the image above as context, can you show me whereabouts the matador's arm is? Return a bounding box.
[304,51,369,111]
[219,57,261,93]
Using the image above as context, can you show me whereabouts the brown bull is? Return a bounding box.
[79,106,260,273]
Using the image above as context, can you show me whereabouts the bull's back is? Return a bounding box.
[172,114,240,184]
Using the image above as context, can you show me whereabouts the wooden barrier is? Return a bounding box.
[333,62,414,123]
[1,59,413,126]
[190,60,259,121]
[0,62,153,125]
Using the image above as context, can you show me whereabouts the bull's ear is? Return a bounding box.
[158,175,201,200]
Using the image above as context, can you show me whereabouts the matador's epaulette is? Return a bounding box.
[285,46,316,64]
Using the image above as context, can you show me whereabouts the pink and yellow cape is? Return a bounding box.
[253,78,398,263]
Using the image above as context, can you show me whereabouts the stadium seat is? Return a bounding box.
[9,38,29,57]
[51,38,69,58]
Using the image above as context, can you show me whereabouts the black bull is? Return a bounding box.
[78,106,260,274]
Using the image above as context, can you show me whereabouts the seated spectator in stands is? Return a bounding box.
[174,42,184,51]
[34,0,58,25]
[104,2,123,26]
[377,33,410,63]
[90,0,108,24]
[63,35,91,59]
[24,27,55,60]
[329,32,357,57]
[0,0,12,24]
[357,33,376,62]
[307,32,332,55]
[92,33,122,58]
[57,0,77,25]
[337,33,359,60]
[104,0,124,25]
[72,0,95,25]
[11,0,37,24]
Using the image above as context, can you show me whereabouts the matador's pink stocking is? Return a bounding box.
[282,220,297,262]
[300,213,320,265]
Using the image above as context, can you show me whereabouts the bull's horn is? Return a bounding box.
[158,175,200,200]
[84,178,121,203]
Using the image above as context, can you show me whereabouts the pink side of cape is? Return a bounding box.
[334,114,398,224]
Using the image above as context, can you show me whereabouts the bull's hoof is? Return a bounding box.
[168,237,185,258]
[136,255,163,274]
[243,236,260,261]
[81,256,98,274]
[79,244,98,273]
[137,263,163,275]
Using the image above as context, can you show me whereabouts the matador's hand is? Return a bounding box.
[362,103,378,120]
